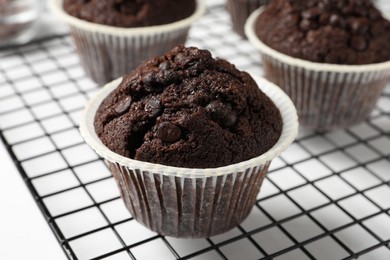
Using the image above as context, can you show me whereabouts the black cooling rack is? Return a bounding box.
[0,4,390,260]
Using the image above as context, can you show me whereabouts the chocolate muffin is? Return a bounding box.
[256,0,390,64]
[63,0,196,27]
[82,44,298,238]
[94,45,282,168]
[246,0,390,130]
[227,0,270,37]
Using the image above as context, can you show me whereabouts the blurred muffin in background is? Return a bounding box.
[246,0,390,130]
[227,0,270,38]
[50,0,205,85]
[0,0,42,46]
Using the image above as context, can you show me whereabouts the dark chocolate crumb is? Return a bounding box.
[144,97,161,118]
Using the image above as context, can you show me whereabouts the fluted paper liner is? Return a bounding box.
[246,8,390,131]
[49,0,205,85]
[80,76,298,238]
[227,0,269,38]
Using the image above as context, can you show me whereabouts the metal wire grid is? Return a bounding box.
[0,5,390,260]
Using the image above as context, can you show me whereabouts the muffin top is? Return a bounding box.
[63,0,196,27]
[256,0,390,65]
[94,45,282,168]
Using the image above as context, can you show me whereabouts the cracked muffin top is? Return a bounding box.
[256,0,390,64]
[94,45,282,168]
[63,0,196,27]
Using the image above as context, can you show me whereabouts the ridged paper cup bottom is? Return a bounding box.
[69,27,190,86]
[108,160,270,238]
[246,8,390,131]
[50,0,205,85]
[80,76,298,238]
[227,0,269,38]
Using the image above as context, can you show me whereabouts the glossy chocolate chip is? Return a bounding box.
[142,72,164,93]
[329,14,341,26]
[114,96,132,115]
[142,72,156,85]
[224,113,237,128]
[174,52,185,63]
[206,101,237,128]
[157,122,182,143]
[306,30,317,44]
[299,19,311,31]
[317,2,327,10]
[350,19,368,34]
[162,69,173,79]
[331,15,347,28]
[158,61,171,70]
[145,97,161,118]
[351,36,367,51]
[301,7,321,19]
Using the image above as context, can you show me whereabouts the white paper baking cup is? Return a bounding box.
[246,8,390,131]
[80,75,298,238]
[227,0,269,38]
[49,0,205,85]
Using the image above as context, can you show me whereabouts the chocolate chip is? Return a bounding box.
[330,14,347,28]
[299,19,311,31]
[114,96,132,115]
[157,122,182,143]
[306,30,317,44]
[158,61,171,70]
[142,72,164,93]
[350,36,367,51]
[163,69,173,78]
[317,2,326,9]
[224,113,237,128]
[191,49,202,58]
[329,14,341,26]
[145,97,161,118]
[206,101,237,128]
[142,72,156,85]
[301,7,321,19]
[350,19,368,34]
[174,52,185,63]
[285,14,299,23]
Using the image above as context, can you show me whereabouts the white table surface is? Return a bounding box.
[0,2,69,258]
[0,2,224,260]
[0,139,67,260]
[0,1,226,259]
